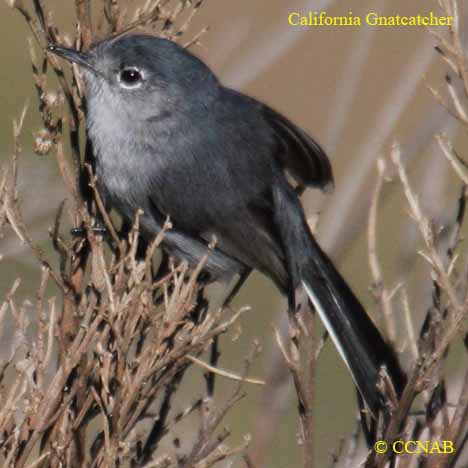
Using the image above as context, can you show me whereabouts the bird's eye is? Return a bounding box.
[118,67,143,88]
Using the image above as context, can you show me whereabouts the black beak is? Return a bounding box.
[47,44,95,72]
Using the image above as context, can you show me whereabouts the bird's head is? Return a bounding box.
[48,34,218,119]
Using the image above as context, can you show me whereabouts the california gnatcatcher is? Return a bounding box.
[48,34,405,417]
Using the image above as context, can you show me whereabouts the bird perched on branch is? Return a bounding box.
[48,33,405,417]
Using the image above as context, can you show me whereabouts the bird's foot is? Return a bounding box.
[71,221,108,237]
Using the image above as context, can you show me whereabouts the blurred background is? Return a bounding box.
[0,0,467,466]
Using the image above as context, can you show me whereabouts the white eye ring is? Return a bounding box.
[118,67,144,89]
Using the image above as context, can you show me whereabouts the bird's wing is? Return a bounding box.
[262,105,333,191]
[142,87,331,288]
[143,118,289,287]
[224,88,334,192]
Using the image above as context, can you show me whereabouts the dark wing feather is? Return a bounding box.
[261,105,334,192]
[221,87,333,191]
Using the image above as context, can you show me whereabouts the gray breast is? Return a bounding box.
[87,91,150,217]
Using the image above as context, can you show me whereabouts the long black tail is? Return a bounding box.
[300,234,406,416]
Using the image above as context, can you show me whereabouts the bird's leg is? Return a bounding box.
[203,268,252,397]
[222,268,252,308]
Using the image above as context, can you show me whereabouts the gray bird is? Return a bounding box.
[48,34,405,417]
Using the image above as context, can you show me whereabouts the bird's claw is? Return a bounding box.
[71,224,108,237]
